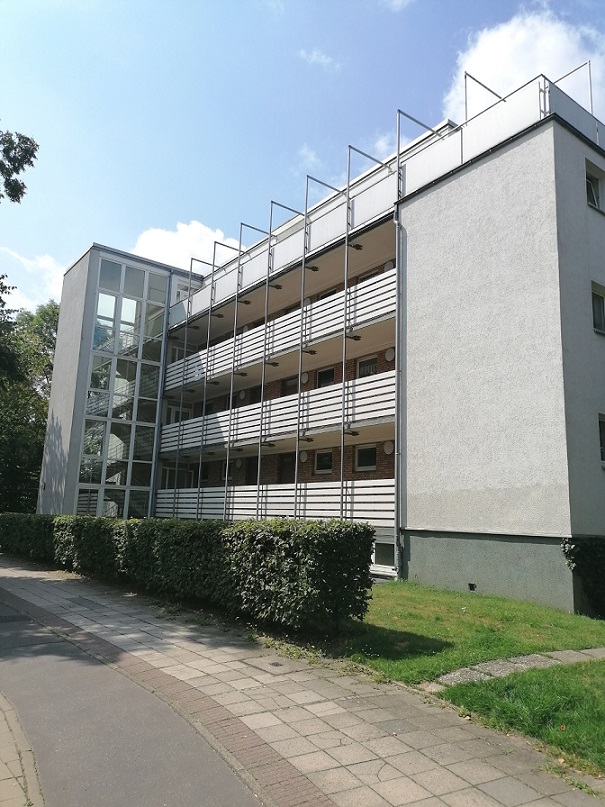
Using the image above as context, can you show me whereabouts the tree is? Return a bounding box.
[0,125,39,204]
[0,296,59,513]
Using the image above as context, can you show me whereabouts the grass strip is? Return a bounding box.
[441,661,605,777]
[323,581,605,684]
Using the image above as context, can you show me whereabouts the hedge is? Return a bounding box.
[0,513,374,633]
[0,513,55,562]
[561,535,605,618]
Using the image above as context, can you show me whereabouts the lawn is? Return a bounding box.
[442,661,605,778]
[323,580,605,685]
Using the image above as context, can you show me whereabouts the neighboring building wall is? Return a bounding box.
[553,124,605,535]
[401,122,572,539]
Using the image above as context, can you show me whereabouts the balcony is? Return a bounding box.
[155,478,395,535]
[160,370,395,454]
[165,268,396,391]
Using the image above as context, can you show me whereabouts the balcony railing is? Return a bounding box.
[160,370,395,454]
[155,478,395,534]
[165,269,396,391]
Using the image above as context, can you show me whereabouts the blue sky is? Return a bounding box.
[2,0,605,310]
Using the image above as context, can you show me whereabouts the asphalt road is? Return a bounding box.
[0,599,261,807]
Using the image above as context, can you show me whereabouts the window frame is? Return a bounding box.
[355,444,377,472]
[357,356,378,379]
[593,289,605,334]
[316,367,335,388]
[314,449,333,475]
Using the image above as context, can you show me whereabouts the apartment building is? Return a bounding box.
[39,73,605,610]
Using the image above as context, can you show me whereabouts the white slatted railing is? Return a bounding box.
[165,269,396,390]
[154,479,395,531]
[160,370,395,453]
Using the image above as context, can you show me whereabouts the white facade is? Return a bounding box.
[39,75,605,609]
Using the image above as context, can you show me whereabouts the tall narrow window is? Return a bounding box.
[599,417,605,463]
[593,290,605,333]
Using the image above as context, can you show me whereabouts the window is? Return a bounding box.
[358,268,383,284]
[586,161,604,210]
[245,457,259,485]
[221,461,233,481]
[279,453,296,483]
[318,287,337,300]
[355,444,377,471]
[282,376,298,396]
[587,174,600,208]
[314,450,333,474]
[600,417,605,463]
[249,385,262,404]
[317,368,335,388]
[357,356,378,378]
[593,289,605,333]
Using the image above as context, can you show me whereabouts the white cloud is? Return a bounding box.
[372,132,398,161]
[0,247,65,312]
[443,10,605,124]
[299,48,341,72]
[296,144,323,174]
[131,220,241,272]
[380,0,414,10]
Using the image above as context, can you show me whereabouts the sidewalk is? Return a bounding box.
[0,690,43,807]
[0,558,603,807]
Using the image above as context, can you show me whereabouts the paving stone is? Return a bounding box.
[339,722,385,742]
[545,650,595,664]
[411,767,469,796]
[471,660,519,677]
[289,750,341,773]
[291,718,332,736]
[507,654,561,671]
[478,776,543,806]
[364,736,413,757]
[270,737,318,758]
[254,723,300,743]
[326,742,378,766]
[386,751,439,776]
[372,775,432,805]
[308,730,355,751]
[553,791,605,806]
[515,771,571,797]
[331,784,391,806]
[445,760,507,786]
[580,646,605,659]
[487,749,545,776]
[308,766,361,794]
[346,759,403,786]
[442,788,503,806]
[438,668,492,686]
[240,712,283,730]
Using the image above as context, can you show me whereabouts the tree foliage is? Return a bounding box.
[0,125,39,204]
[0,292,59,513]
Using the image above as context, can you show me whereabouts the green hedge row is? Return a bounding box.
[561,536,605,618]
[0,514,374,632]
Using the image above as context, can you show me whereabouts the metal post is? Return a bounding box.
[256,201,303,519]
[293,176,346,519]
[223,225,267,522]
[172,258,194,516]
[196,247,218,521]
